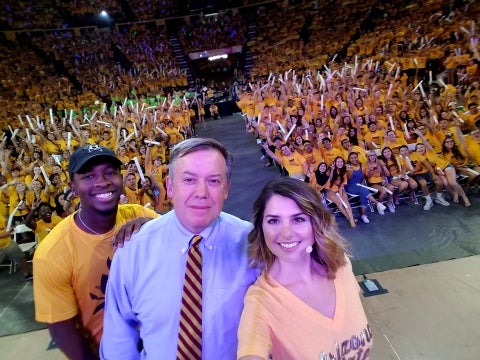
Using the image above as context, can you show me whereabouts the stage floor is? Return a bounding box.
[1,256,479,359]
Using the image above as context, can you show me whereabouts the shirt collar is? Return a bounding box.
[173,211,219,253]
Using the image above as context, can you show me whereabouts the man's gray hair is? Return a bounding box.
[168,138,233,179]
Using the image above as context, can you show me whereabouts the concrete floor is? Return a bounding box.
[363,255,480,360]
[1,255,479,359]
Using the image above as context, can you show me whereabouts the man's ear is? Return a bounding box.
[166,176,173,198]
[68,181,76,196]
[223,180,231,200]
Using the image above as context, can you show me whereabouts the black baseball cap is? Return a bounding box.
[68,145,122,179]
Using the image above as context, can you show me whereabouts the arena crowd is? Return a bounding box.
[0,0,479,253]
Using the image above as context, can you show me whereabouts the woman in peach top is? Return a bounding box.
[238,178,372,360]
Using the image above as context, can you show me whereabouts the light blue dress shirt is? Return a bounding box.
[100,210,259,359]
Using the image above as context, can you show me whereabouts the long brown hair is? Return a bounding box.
[248,177,349,279]
[442,136,466,162]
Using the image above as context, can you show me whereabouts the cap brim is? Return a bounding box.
[70,155,123,175]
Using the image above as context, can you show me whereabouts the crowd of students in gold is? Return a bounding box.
[238,62,480,227]
[0,95,209,247]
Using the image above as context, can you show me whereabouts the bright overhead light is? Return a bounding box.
[208,54,228,61]
[100,10,108,17]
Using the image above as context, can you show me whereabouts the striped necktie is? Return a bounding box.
[177,235,203,360]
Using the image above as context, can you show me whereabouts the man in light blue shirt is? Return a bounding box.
[100,138,259,359]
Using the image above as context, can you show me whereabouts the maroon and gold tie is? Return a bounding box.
[177,235,202,360]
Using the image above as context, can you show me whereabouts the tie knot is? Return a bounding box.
[190,235,202,247]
